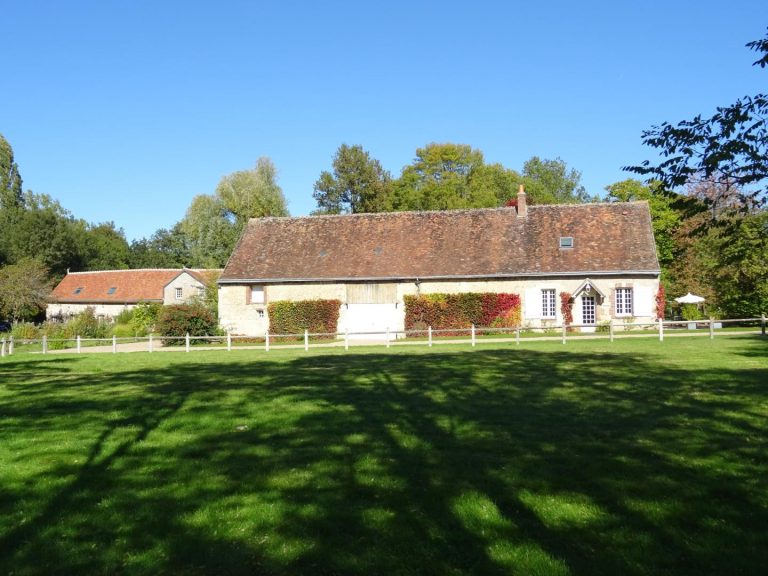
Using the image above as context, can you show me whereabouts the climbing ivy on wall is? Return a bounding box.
[404,293,521,331]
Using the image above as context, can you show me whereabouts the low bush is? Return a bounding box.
[10,322,40,340]
[156,303,219,345]
[131,302,162,334]
[114,308,135,325]
[268,299,341,339]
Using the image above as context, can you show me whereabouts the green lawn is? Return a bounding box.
[1,337,766,575]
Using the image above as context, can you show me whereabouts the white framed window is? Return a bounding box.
[257,309,265,318]
[175,287,183,300]
[197,287,205,297]
[250,285,265,304]
[559,236,574,249]
[542,289,556,318]
[615,287,633,315]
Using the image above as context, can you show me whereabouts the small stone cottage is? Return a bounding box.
[47,268,220,321]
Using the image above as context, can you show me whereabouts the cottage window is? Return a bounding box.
[257,309,265,318]
[542,289,556,318]
[197,287,205,297]
[616,287,633,315]
[250,285,265,304]
[175,287,183,300]
[559,236,574,248]
[73,287,84,295]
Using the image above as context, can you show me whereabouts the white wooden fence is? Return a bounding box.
[1,316,766,357]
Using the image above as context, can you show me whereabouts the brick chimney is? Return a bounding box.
[517,184,527,218]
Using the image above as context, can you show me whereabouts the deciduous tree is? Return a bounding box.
[312,144,392,214]
[0,259,52,321]
[626,28,768,212]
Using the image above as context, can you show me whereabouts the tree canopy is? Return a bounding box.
[312,144,392,214]
[626,28,768,212]
[0,133,23,210]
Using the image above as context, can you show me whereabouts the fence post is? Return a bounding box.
[516,327,520,345]
[185,333,190,353]
[9,336,14,355]
[227,332,232,352]
[42,335,48,355]
[659,318,664,342]
[304,329,309,351]
[471,324,476,347]
[113,335,117,353]
[265,331,270,352]
[609,319,614,342]
[562,323,567,344]
[428,326,433,347]
[386,327,390,348]
[1,338,6,357]
[709,318,714,340]
[344,328,349,351]
[762,314,766,336]
[149,333,153,353]
[76,335,81,354]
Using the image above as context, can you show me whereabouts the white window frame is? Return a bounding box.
[175,287,183,300]
[615,287,633,316]
[250,285,265,305]
[541,289,556,319]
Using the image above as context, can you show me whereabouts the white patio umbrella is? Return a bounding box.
[674,292,705,304]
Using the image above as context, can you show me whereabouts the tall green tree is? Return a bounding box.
[0,259,51,321]
[129,224,190,269]
[216,157,289,225]
[82,222,131,270]
[312,144,392,214]
[0,134,23,210]
[180,195,239,268]
[626,28,768,212]
[522,156,591,204]
[390,143,490,210]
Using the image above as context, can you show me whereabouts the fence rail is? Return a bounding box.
[1,316,766,357]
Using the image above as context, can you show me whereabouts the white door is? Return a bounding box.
[581,295,596,333]
[344,303,398,340]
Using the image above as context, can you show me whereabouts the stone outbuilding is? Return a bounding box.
[218,192,660,337]
[47,268,220,321]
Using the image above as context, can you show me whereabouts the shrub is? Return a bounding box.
[131,302,161,334]
[560,292,574,326]
[114,308,135,325]
[268,299,341,339]
[111,323,137,339]
[10,322,40,340]
[404,293,521,334]
[68,308,111,339]
[156,303,219,345]
[681,303,704,321]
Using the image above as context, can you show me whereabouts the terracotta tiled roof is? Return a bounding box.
[220,203,660,282]
[50,269,219,303]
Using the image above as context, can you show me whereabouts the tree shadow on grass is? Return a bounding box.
[0,342,766,575]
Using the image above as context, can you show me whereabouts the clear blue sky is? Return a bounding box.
[3,1,766,241]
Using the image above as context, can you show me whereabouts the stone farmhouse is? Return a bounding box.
[218,190,661,337]
[47,268,219,321]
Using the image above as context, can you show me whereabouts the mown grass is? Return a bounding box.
[0,336,766,575]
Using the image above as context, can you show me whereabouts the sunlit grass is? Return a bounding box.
[0,336,766,575]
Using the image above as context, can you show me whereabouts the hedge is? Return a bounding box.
[404,293,521,332]
[156,303,219,345]
[268,299,341,339]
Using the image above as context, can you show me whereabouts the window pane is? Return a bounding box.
[251,286,265,304]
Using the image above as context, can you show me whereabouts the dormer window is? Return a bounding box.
[559,236,574,249]
[107,287,117,295]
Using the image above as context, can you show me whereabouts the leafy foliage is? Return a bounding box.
[313,144,392,214]
[156,303,219,344]
[655,285,666,320]
[267,299,341,338]
[404,293,521,331]
[560,292,573,326]
[522,157,592,204]
[0,133,23,211]
[626,29,768,211]
[0,259,52,321]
